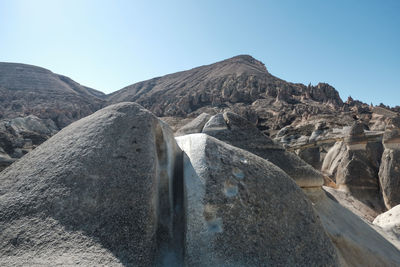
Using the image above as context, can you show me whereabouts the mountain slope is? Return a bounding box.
[0,62,105,171]
[0,62,105,127]
[108,55,344,134]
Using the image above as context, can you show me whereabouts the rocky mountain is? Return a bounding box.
[108,55,346,134]
[0,63,105,170]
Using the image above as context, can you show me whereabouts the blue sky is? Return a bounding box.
[0,0,399,106]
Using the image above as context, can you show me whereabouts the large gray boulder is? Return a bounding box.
[0,102,183,266]
[176,133,339,266]
[202,112,324,187]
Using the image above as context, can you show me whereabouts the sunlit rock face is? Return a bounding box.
[176,133,338,266]
[373,204,400,245]
[304,188,400,267]
[379,118,400,209]
[322,122,384,211]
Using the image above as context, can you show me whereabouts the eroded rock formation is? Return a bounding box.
[379,118,400,209]
[321,122,384,211]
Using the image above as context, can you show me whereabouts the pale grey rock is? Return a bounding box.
[304,188,400,266]
[322,131,384,212]
[379,149,400,209]
[373,205,400,247]
[8,115,58,136]
[0,115,60,171]
[175,112,211,136]
[0,102,183,266]
[296,147,321,169]
[379,120,400,209]
[202,111,324,187]
[176,133,339,266]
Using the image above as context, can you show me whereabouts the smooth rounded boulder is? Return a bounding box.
[0,102,183,266]
[176,133,339,266]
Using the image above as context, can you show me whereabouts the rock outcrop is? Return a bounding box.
[176,133,339,266]
[304,188,400,266]
[373,204,400,247]
[0,63,105,170]
[107,55,349,137]
[177,111,323,187]
[321,122,384,211]
[201,112,324,187]
[0,115,58,171]
[379,118,400,209]
[0,103,183,266]
[0,63,105,127]
[175,112,211,137]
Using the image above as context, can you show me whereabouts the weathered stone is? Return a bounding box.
[379,149,400,209]
[373,205,400,247]
[175,113,211,136]
[344,122,367,150]
[202,111,324,187]
[0,103,183,266]
[296,147,321,169]
[176,133,339,266]
[304,188,400,266]
[322,140,384,211]
[379,120,400,209]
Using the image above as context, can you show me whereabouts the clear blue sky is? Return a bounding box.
[0,0,399,106]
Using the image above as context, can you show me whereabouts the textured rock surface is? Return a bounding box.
[373,205,400,245]
[201,111,324,187]
[107,55,351,137]
[379,119,400,209]
[323,186,379,223]
[0,63,104,127]
[321,123,384,211]
[175,112,211,137]
[0,115,58,171]
[176,133,339,266]
[0,103,183,266]
[304,188,400,266]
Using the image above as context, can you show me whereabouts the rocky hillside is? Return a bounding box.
[0,63,105,127]
[108,55,347,134]
[0,63,105,170]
